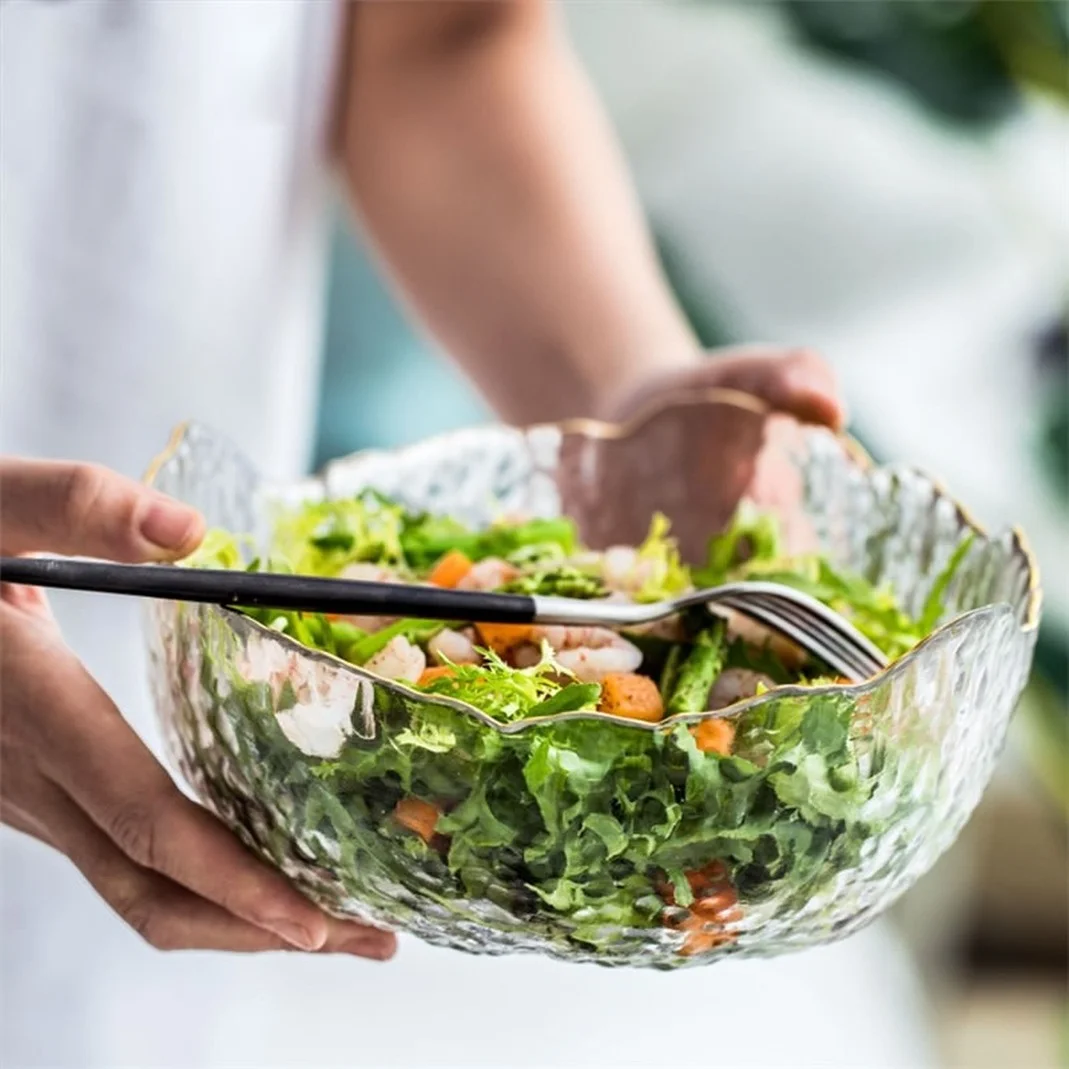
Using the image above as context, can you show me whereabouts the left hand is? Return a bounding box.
[559,347,846,561]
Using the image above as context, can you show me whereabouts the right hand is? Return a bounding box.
[0,457,396,959]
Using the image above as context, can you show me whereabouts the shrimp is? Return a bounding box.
[529,625,642,683]
[600,546,659,597]
[337,562,399,632]
[364,635,426,684]
[707,668,775,710]
[340,562,397,583]
[456,557,520,592]
[427,627,480,666]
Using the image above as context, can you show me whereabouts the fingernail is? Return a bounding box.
[267,919,324,952]
[140,496,203,552]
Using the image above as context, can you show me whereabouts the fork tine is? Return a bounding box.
[756,592,887,678]
[760,588,888,668]
[716,596,865,680]
[717,583,888,673]
[716,594,876,681]
[741,593,885,679]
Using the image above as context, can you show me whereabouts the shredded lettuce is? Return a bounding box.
[417,645,598,723]
[399,511,578,571]
[271,491,408,577]
[633,512,691,603]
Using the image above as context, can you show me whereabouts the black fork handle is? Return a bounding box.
[0,557,539,624]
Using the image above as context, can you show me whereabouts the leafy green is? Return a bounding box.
[918,534,975,634]
[271,491,407,576]
[694,501,782,588]
[416,646,593,723]
[633,513,691,603]
[398,511,578,571]
[501,566,607,599]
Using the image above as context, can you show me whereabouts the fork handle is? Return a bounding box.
[0,557,539,624]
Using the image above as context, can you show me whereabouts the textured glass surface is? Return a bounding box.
[144,400,1039,968]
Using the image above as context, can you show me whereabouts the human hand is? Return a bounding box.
[560,347,845,561]
[0,458,396,959]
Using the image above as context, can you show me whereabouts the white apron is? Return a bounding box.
[0,3,932,1066]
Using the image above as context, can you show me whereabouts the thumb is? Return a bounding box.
[0,458,205,562]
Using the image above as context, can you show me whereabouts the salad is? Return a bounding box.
[186,493,968,960]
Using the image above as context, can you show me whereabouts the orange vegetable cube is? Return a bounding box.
[597,673,664,723]
[427,549,473,589]
[392,798,441,844]
[692,718,736,756]
[474,622,534,656]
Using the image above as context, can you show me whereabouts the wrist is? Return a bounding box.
[590,343,703,423]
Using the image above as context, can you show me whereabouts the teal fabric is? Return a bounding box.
[313,219,489,470]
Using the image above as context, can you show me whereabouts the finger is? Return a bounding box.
[703,347,847,431]
[28,650,392,957]
[0,457,204,561]
[319,917,398,960]
[5,773,394,958]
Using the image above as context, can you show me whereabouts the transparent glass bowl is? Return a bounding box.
[144,395,1039,968]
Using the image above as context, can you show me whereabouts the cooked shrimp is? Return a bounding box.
[340,562,397,583]
[530,625,642,683]
[337,562,399,632]
[365,635,426,684]
[427,627,480,666]
[510,643,543,669]
[600,546,660,597]
[456,557,521,592]
[708,668,774,710]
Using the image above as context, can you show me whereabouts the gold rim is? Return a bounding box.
[142,420,191,487]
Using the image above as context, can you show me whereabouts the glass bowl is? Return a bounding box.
[143,393,1039,968]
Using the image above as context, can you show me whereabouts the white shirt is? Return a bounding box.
[0,3,933,1066]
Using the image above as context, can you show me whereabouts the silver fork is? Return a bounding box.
[0,558,889,681]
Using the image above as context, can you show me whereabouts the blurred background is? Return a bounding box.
[314,3,1068,1067]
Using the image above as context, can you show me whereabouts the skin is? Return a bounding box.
[1,1,843,955]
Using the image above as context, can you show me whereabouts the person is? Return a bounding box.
[0,2,932,1066]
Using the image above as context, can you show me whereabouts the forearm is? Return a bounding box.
[336,1,699,424]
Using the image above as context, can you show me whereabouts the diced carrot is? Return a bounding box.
[417,665,457,687]
[684,860,730,898]
[474,622,534,656]
[692,718,736,756]
[696,859,728,884]
[392,798,441,844]
[677,912,738,956]
[427,549,473,589]
[692,887,739,919]
[597,673,664,723]
[656,860,731,906]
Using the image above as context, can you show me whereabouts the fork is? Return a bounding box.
[0,556,889,681]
